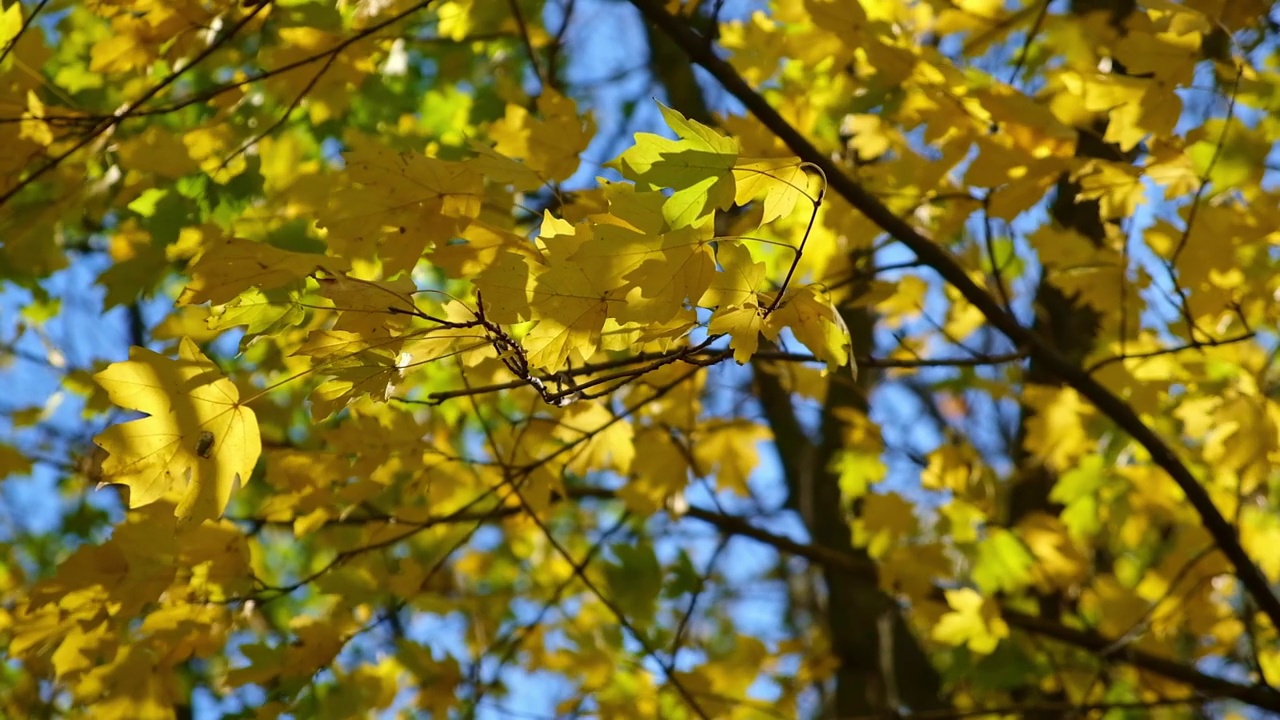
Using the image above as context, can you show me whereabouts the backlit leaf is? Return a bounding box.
[93,338,261,526]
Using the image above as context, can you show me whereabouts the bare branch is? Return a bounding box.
[395,347,1028,405]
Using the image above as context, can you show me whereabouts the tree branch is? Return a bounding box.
[680,503,1280,713]
[229,483,1280,713]
[397,348,1027,405]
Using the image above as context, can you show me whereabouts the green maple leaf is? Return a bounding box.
[610,102,739,228]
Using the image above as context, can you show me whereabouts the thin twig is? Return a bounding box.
[506,0,547,90]
[980,193,1013,314]
[765,163,826,315]
[397,348,1028,405]
[1004,0,1050,85]
[466,514,631,715]
[503,476,711,719]
[1165,65,1243,344]
[1084,331,1255,374]
[669,535,731,658]
[219,52,338,171]
[0,0,50,68]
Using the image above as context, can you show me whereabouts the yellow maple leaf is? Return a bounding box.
[974,84,1078,160]
[1017,512,1089,590]
[51,617,114,681]
[1022,385,1094,473]
[93,338,261,527]
[76,644,178,719]
[19,90,53,147]
[619,427,692,514]
[1112,25,1202,87]
[178,236,337,307]
[319,136,484,275]
[764,285,854,373]
[973,527,1036,594]
[183,125,247,183]
[523,300,609,371]
[873,274,927,327]
[1027,223,1126,312]
[430,220,532,280]
[572,223,716,325]
[262,27,374,124]
[921,443,979,494]
[306,349,407,422]
[473,249,540,324]
[704,241,766,310]
[561,223,668,294]
[90,32,154,75]
[709,302,765,363]
[854,491,916,557]
[0,3,22,56]
[933,0,1013,46]
[932,588,1009,655]
[596,182,668,234]
[489,90,595,182]
[733,155,810,224]
[466,141,547,192]
[719,12,785,85]
[400,302,497,368]
[520,224,634,370]
[692,420,771,495]
[553,404,635,476]
[316,272,419,341]
[1080,574,1150,639]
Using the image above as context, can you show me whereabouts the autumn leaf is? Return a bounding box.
[316,272,420,341]
[1022,385,1095,473]
[692,420,770,495]
[305,346,408,422]
[765,285,854,373]
[619,427,692,514]
[178,236,337,307]
[611,102,739,227]
[568,221,716,325]
[93,337,261,526]
[488,90,595,182]
[972,528,1036,595]
[709,302,766,363]
[933,588,1009,655]
[704,241,766,308]
[318,135,485,275]
[733,156,811,224]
